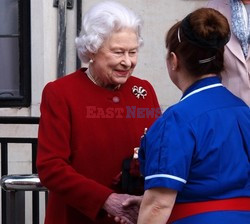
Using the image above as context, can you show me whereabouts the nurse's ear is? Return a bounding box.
[169,52,178,71]
[166,51,183,90]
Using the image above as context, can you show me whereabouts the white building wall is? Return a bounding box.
[0,1,208,223]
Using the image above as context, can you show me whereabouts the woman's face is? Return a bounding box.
[91,28,139,87]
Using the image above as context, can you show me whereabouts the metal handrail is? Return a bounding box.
[0,116,42,224]
[0,116,40,124]
[1,174,47,191]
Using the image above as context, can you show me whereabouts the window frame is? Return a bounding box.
[0,0,31,107]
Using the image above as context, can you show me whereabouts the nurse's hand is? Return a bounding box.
[113,195,143,224]
[103,193,139,224]
[122,195,143,208]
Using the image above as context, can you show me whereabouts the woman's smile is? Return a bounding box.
[114,70,130,76]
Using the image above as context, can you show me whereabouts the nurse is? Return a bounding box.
[137,7,250,224]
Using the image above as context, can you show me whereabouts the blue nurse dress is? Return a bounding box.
[139,76,250,224]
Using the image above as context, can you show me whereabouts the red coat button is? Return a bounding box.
[112,96,120,103]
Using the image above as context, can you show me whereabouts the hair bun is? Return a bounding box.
[180,8,231,48]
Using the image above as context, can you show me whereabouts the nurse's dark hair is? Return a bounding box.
[165,8,230,77]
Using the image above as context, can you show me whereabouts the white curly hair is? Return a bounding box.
[75,1,144,63]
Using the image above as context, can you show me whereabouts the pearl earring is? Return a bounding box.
[89,59,94,64]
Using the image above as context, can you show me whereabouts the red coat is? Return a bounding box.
[37,68,160,224]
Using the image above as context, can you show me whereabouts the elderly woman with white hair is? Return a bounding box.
[36,1,160,224]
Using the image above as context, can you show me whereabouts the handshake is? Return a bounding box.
[103,193,143,224]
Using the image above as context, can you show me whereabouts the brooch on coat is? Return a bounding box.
[132,86,147,99]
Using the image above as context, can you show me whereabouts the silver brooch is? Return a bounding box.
[132,86,147,99]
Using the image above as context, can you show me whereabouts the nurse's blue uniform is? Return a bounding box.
[139,77,250,224]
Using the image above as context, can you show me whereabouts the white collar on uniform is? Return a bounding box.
[180,83,223,102]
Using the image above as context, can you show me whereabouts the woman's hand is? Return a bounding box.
[115,195,143,223]
[122,195,143,208]
[103,193,141,224]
